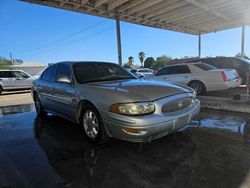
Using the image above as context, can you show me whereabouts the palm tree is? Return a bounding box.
[138,51,145,67]
[128,56,134,65]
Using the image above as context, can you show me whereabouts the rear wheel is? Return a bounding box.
[34,95,47,116]
[80,104,108,144]
[188,81,206,95]
[0,87,2,95]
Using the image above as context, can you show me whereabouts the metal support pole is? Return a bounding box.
[116,14,122,66]
[198,32,201,58]
[241,25,245,57]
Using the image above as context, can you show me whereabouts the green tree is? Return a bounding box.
[144,57,155,68]
[153,55,172,69]
[0,56,12,68]
[138,51,145,67]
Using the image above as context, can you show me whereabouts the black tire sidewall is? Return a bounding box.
[35,95,46,116]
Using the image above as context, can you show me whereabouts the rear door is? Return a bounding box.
[0,71,15,89]
[53,64,75,120]
[37,64,59,112]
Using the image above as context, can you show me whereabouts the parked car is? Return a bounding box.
[32,61,200,144]
[151,62,242,94]
[180,57,250,84]
[135,68,154,78]
[0,70,36,94]
[129,68,154,78]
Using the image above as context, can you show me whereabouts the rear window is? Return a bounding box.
[1,71,14,78]
[194,63,216,71]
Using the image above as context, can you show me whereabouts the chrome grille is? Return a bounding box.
[162,97,193,113]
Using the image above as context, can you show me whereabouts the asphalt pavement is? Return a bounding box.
[0,106,250,187]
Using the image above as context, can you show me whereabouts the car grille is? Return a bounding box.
[162,97,193,113]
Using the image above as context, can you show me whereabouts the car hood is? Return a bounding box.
[82,79,192,102]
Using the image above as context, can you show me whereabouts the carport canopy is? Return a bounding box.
[22,0,250,64]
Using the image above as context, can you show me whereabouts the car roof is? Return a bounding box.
[54,61,116,65]
[163,62,204,68]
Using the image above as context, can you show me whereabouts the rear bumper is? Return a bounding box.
[102,99,200,142]
[225,77,242,88]
[206,77,242,91]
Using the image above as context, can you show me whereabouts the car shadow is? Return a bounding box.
[33,113,250,188]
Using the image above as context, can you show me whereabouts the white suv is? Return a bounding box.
[0,70,36,94]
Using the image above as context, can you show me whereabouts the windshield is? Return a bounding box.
[73,62,136,83]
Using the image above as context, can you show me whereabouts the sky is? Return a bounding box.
[0,0,250,66]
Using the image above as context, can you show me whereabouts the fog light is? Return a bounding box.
[122,128,147,135]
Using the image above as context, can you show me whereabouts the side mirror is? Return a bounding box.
[56,76,72,84]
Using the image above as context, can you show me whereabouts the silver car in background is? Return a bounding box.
[0,70,35,94]
[32,61,200,144]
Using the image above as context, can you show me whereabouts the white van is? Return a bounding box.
[0,70,36,94]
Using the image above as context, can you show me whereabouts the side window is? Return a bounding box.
[21,72,30,78]
[13,71,23,78]
[43,65,58,82]
[2,71,14,78]
[55,64,71,81]
[0,71,3,78]
[158,68,168,75]
[167,65,191,74]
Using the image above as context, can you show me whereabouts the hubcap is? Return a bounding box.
[190,82,202,94]
[83,110,99,139]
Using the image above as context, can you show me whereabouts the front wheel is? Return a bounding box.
[188,81,206,95]
[80,104,108,144]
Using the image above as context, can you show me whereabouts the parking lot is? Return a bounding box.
[0,104,250,188]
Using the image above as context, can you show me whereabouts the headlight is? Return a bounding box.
[110,102,155,115]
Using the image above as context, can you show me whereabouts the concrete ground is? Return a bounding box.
[0,91,33,107]
[0,105,250,188]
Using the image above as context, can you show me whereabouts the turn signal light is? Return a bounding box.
[122,128,147,135]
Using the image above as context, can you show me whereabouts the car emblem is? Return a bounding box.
[178,100,184,109]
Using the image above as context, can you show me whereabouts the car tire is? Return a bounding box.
[80,104,109,145]
[34,94,47,116]
[0,86,2,95]
[188,81,206,95]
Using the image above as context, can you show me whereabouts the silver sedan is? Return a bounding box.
[32,61,200,144]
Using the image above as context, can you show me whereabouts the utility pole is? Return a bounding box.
[116,13,122,66]
[241,25,245,57]
[9,52,13,64]
[198,31,201,58]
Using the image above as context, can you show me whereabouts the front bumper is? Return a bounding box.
[102,97,200,142]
